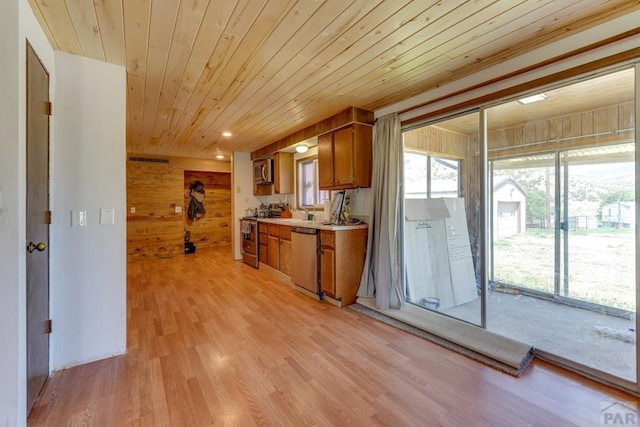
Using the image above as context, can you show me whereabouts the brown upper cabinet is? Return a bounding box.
[254,152,293,195]
[318,123,372,190]
[274,152,293,194]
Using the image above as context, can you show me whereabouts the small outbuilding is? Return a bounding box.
[493,177,527,239]
[601,201,635,227]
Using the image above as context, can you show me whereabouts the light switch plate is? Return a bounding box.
[130,207,136,214]
[71,210,87,227]
[175,206,183,213]
[100,208,115,225]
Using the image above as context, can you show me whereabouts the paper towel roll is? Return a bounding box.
[324,200,332,221]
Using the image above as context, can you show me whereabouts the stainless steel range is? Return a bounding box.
[240,217,258,268]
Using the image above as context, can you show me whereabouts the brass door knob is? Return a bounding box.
[27,241,46,253]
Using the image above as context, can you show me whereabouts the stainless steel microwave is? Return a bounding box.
[253,159,272,184]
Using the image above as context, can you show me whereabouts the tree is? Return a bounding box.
[600,189,634,205]
[526,188,547,224]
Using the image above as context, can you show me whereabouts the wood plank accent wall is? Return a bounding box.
[127,155,230,261]
[127,161,184,260]
[488,102,634,157]
[466,133,481,259]
[403,125,468,159]
[184,171,232,250]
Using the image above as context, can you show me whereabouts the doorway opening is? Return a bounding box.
[183,170,232,250]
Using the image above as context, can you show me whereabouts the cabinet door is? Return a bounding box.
[318,132,334,189]
[333,126,355,187]
[259,225,268,264]
[320,246,336,297]
[352,123,372,188]
[280,239,291,275]
[267,235,280,269]
[274,152,294,194]
[254,183,273,196]
[258,241,269,264]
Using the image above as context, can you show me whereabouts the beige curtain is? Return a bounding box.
[357,113,403,309]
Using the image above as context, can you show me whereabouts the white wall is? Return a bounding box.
[0,1,21,424]
[345,187,371,220]
[51,51,127,369]
[232,152,261,259]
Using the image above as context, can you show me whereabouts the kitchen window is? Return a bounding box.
[297,157,329,208]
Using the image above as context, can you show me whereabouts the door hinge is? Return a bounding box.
[45,319,52,334]
[45,101,52,116]
[44,210,52,224]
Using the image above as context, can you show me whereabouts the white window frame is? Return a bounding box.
[404,150,460,199]
[297,157,329,209]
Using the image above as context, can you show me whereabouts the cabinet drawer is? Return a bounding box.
[320,230,335,247]
[259,233,268,245]
[268,224,280,236]
[279,225,292,241]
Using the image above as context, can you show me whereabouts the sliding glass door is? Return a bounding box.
[560,145,635,312]
[488,144,636,382]
[485,68,636,383]
[490,154,556,295]
[403,65,638,388]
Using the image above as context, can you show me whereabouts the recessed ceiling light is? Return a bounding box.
[222,132,232,137]
[518,93,548,105]
[216,154,224,160]
[295,144,309,153]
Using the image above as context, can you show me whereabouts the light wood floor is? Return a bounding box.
[29,247,638,426]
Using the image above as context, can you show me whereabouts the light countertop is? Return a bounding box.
[254,217,368,231]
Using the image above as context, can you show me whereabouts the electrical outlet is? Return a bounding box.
[100,208,115,225]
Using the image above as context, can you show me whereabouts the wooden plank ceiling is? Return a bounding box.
[28,0,640,159]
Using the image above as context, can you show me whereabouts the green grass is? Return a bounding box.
[492,227,636,310]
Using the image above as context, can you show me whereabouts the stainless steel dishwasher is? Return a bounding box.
[290,226,319,294]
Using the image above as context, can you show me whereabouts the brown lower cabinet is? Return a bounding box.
[267,224,280,270]
[259,223,268,265]
[260,223,292,277]
[260,223,366,296]
[279,226,292,276]
[319,228,367,305]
